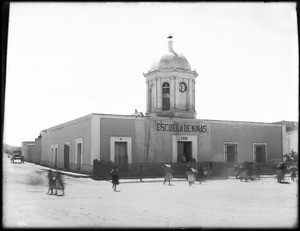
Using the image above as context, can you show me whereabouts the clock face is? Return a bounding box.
[179,82,187,93]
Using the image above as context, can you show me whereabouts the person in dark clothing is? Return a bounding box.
[276,162,287,183]
[196,166,207,184]
[47,170,56,195]
[110,165,119,191]
[290,166,297,182]
[55,171,65,196]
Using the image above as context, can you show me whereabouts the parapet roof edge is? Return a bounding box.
[42,112,286,133]
[43,114,94,132]
[196,118,283,126]
[152,117,284,126]
[43,113,146,132]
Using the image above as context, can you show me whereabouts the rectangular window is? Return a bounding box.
[224,143,238,162]
[254,144,267,163]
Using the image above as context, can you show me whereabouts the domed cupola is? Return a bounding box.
[143,38,198,119]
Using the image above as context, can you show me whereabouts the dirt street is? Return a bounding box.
[2,154,298,228]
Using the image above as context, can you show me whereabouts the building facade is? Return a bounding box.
[27,39,291,174]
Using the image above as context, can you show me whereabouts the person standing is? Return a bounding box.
[185,165,196,186]
[47,170,56,195]
[197,166,207,184]
[276,162,286,183]
[238,163,248,182]
[163,164,173,185]
[110,165,119,191]
[181,153,186,163]
[290,165,297,182]
[55,171,65,196]
[233,164,240,179]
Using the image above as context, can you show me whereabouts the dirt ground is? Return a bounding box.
[2,154,298,228]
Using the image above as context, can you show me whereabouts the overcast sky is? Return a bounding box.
[4,2,298,146]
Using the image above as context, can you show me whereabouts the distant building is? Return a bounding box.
[274,121,298,156]
[25,39,293,173]
[22,135,42,164]
[22,141,35,161]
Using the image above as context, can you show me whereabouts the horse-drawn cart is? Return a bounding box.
[10,151,24,164]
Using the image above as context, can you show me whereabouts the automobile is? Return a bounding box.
[10,151,24,164]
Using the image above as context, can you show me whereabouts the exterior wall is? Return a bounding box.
[22,141,35,161]
[35,113,284,175]
[98,116,283,164]
[286,130,298,154]
[31,137,42,164]
[148,117,209,163]
[27,145,35,161]
[100,117,136,162]
[209,121,283,162]
[274,121,298,156]
[41,116,92,173]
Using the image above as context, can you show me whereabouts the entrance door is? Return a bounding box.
[54,147,58,168]
[77,143,82,170]
[177,141,192,162]
[254,145,266,163]
[115,142,128,164]
[64,144,70,169]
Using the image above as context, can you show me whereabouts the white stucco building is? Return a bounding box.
[24,39,294,174]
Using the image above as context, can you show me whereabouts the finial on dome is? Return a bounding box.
[167,34,177,56]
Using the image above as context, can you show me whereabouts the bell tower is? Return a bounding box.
[143,38,198,119]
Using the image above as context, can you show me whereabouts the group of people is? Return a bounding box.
[275,162,298,183]
[163,163,209,186]
[109,163,209,189]
[233,161,298,183]
[233,161,255,182]
[185,165,209,186]
[47,170,65,195]
[180,153,196,163]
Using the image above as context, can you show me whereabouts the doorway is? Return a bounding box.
[54,147,58,168]
[114,142,128,164]
[177,141,192,162]
[64,144,70,170]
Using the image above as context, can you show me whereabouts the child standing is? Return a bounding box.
[163,164,173,185]
[110,165,119,191]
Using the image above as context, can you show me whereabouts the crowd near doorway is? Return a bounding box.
[177,141,193,162]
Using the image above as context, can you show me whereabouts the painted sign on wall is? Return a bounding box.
[156,122,208,133]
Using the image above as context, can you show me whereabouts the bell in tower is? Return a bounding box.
[143,37,198,119]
